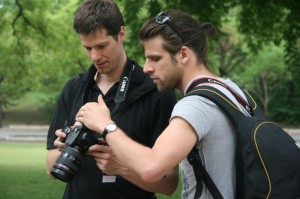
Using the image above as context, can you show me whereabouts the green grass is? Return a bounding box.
[0,143,181,199]
[0,143,65,199]
[1,92,181,198]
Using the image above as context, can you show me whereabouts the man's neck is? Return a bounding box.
[95,57,128,95]
[180,63,217,92]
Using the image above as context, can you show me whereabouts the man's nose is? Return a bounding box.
[91,49,101,61]
[143,60,154,74]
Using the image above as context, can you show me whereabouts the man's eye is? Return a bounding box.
[97,44,107,49]
[152,57,160,62]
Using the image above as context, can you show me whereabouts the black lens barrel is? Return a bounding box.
[50,146,85,182]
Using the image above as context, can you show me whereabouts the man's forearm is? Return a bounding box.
[119,165,179,195]
[46,149,61,179]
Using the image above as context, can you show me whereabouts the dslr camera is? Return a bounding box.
[50,123,100,183]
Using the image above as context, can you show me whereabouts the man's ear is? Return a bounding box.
[180,46,189,64]
[119,26,126,41]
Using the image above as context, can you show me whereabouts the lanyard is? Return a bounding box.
[111,63,134,115]
[82,62,134,115]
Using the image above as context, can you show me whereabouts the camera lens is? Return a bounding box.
[51,146,85,182]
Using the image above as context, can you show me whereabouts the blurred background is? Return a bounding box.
[0,0,299,198]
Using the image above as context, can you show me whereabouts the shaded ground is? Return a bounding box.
[0,125,48,143]
[0,125,300,144]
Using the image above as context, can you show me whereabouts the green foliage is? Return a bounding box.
[0,0,89,126]
[237,0,300,90]
[3,92,54,125]
[229,44,300,123]
[39,93,59,123]
[0,0,299,125]
[269,80,300,125]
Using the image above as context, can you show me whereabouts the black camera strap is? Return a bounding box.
[111,62,134,115]
[82,60,134,116]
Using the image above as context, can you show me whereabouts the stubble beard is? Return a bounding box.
[156,55,181,92]
[157,68,180,92]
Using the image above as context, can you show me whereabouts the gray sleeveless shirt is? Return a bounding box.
[171,77,249,199]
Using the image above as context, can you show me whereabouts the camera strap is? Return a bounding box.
[111,62,134,115]
[82,60,134,116]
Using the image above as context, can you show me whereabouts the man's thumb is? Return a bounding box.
[98,95,104,104]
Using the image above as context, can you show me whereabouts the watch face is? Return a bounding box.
[107,123,117,132]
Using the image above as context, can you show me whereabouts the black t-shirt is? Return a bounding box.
[47,59,177,199]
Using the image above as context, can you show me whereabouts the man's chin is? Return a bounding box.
[157,85,169,92]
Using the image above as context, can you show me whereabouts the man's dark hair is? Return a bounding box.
[73,0,124,40]
[139,10,216,66]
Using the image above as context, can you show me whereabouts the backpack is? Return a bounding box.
[185,77,300,199]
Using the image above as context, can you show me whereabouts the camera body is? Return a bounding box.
[50,124,100,183]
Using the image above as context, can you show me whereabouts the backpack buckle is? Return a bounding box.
[187,151,199,165]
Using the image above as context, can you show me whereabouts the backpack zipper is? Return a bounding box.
[252,121,274,199]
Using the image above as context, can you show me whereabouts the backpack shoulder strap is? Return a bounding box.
[187,85,246,126]
[187,77,253,116]
[188,145,224,199]
[186,82,248,199]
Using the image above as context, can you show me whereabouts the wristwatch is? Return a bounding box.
[102,123,118,140]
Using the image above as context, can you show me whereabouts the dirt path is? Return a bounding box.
[0,125,300,143]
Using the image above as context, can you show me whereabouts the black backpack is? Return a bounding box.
[186,77,300,199]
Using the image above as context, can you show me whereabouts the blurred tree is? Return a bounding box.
[231,44,288,116]
[120,0,299,123]
[9,0,88,92]
[121,0,300,91]
[237,0,300,94]
[0,0,88,125]
[0,0,299,125]
[0,0,30,127]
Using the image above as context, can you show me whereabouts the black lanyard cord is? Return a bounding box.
[111,63,134,115]
[82,62,134,116]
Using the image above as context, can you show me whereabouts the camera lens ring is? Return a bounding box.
[51,146,85,182]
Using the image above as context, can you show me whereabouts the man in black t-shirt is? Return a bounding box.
[45,1,178,199]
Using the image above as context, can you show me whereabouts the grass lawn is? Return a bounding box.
[0,143,181,199]
[0,143,65,199]
[1,92,181,198]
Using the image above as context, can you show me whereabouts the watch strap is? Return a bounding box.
[102,128,109,141]
[102,123,116,141]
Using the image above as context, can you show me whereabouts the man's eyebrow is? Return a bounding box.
[146,54,161,58]
[83,41,109,48]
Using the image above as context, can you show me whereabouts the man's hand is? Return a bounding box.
[87,140,127,175]
[76,95,112,134]
[54,129,67,152]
